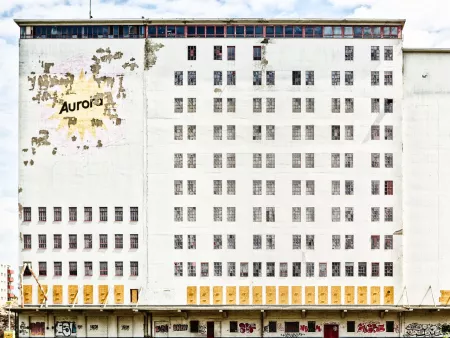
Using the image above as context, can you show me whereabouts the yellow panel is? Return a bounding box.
[131,289,139,304]
[318,286,328,304]
[187,286,197,305]
[384,286,394,305]
[252,286,262,305]
[68,285,78,304]
[371,286,380,305]
[439,297,450,304]
[266,286,276,305]
[213,286,223,305]
[279,286,289,305]
[38,285,48,304]
[441,290,450,296]
[345,286,355,304]
[292,286,302,305]
[331,286,341,305]
[53,285,63,304]
[114,285,124,304]
[226,286,236,305]
[23,285,32,304]
[239,286,249,305]
[200,286,210,305]
[98,285,108,304]
[358,286,367,305]
[305,286,315,305]
[84,285,93,304]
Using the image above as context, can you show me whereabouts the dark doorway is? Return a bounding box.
[207,321,214,338]
[324,324,339,338]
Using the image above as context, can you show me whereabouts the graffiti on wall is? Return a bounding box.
[19,322,28,336]
[357,322,386,333]
[198,324,207,334]
[30,322,45,336]
[281,334,304,338]
[299,325,322,332]
[173,324,188,331]
[404,323,449,337]
[239,323,256,333]
[121,325,130,331]
[55,321,77,337]
[89,325,98,331]
[155,324,169,333]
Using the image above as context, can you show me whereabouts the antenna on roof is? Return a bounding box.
[89,0,93,19]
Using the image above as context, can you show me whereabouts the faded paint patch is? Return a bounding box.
[144,39,164,70]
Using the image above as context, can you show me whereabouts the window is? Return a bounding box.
[174,154,183,169]
[188,98,196,113]
[372,153,380,168]
[305,71,314,85]
[372,98,380,113]
[371,180,380,196]
[253,98,262,113]
[174,98,183,113]
[226,125,236,141]
[174,262,183,277]
[23,234,31,249]
[371,262,380,277]
[253,207,262,222]
[253,235,262,249]
[292,235,301,250]
[332,98,340,113]
[308,322,317,333]
[114,261,123,276]
[292,125,301,140]
[266,207,275,222]
[253,125,261,140]
[267,71,275,85]
[345,180,354,196]
[38,262,47,276]
[286,322,300,333]
[345,46,354,61]
[345,98,354,113]
[292,98,301,113]
[332,235,341,249]
[227,207,236,222]
[305,125,314,140]
[253,46,262,60]
[198,262,208,277]
[266,98,275,113]
[385,207,393,222]
[306,235,314,249]
[319,263,327,277]
[293,262,301,277]
[227,46,235,60]
[306,98,314,113]
[227,71,236,85]
[188,235,196,249]
[214,153,222,168]
[126,234,137,250]
[306,207,315,222]
[186,207,195,222]
[115,207,123,221]
[54,262,62,276]
[187,153,196,168]
[371,46,380,60]
[38,234,46,249]
[253,71,262,85]
[332,125,340,140]
[331,71,340,85]
[292,207,301,222]
[251,262,261,277]
[292,71,301,85]
[385,98,394,113]
[23,207,31,221]
[332,262,341,277]
[292,180,301,195]
[371,126,381,141]
[84,207,92,221]
[332,180,340,195]
[332,207,341,222]
[386,321,395,333]
[174,207,183,222]
[267,262,275,277]
[306,262,314,277]
[385,153,393,168]
[38,207,46,221]
[174,180,183,195]
[99,234,108,249]
[214,262,222,277]
[230,321,238,333]
[345,235,354,249]
[227,98,236,113]
[82,234,91,249]
[371,71,380,85]
[385,180,394,195]
[214,71,222,85]
[188,262,196,277]
[266,153,275,168]
[292,153,301,168]
[385,46,393,60]
[227,234,236,249]
[384,71,393,85]
[99,262,108,276]
[253,180,262,195]
[174,125,183,140]
[371,235,380,249]
[240,262,249,277]
[385,262,393,276]
[269,322,277,333]
[214,45,222,60]
[331,153,340,168]
[345,71,353,85]
[266,180,275,195]
[115,234,123,249]
[174,71,183,85]
[69,261,77,276]
[227,153,236,168]
[345,153,353,168]
[69,234,77,249]
[345,207,354,222]
[266,125,275,140]
[99,207,107,221]
[345,262,354,277]
[372,207,380,222]
[266,234,275,249]
[69,207,77,221]
[187,46,196,60]
[305,153,314,168]
[385,125,394,140]
[52,207,61,222]
[214,98,222,113]
[225,180,235,195]
[345,125,354,140]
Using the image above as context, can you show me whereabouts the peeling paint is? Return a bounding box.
[144,39,164,70]
[91,118,103,127]
[30,159,34,166]
[115,118,122,125]
[18,187,23,193]
[31,130,50,147]
[22,149,28,152]
[83,145,89,150]
[97,140,103,147]
[32,148,36,155]
[52,147,57,155]
[64,116,78,127]
[18,203,23,220]
[41,62,55,74]
[122,60,139,71]
[23,161,28,166]
[116,76,126,99]
[71,136,77,142]
[214,88,222,93]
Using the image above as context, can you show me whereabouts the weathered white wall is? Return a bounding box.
[403,51,450,305]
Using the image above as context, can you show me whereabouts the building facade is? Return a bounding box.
[0,263,14,306]
[14,18,450,337]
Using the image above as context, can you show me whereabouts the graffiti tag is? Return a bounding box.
[155,324,169,333]
[358,322,386,333]
[173,324,188,331]
[55,321,77,337]
[281,334,304,338]
[19,322,28,336]
[89,325,98,331]
[404,323,447,337]
[199,324,207,334]
[30,322,45,336]
[121,325,130,331]
[239,323,256,333]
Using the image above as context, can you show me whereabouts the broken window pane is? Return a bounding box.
[214,71,222,85]
[253,125,262,140]
[174,98,183,113]
[214,45,222,60]
[253,71,262,85]
[332,207,340,222]
[306,235,314,249]
[385,98,394,113]
[345,46,353,61]
[345,98,354,113]
[174,71,183,85]
[371,46,380,60]
[331,71,340,85]
[187,153,196,168]
[292,207,301,222]
[187,46,196,60]
[266,98,275,113]
[371,125,380,140]
[371,98,380,113]
[253,98,262,113]
[345,71,353,85]
[385,125,394,140]
[345,207,354,222]
[267,71,275,85]
[188,71,196,85]
[332,98,340,113]
[332,235,341,249]
[266,125,275,140]
[188,235,196,249]
[292,71,301,85]
[187,125,196,140]
[227,98,236,113]
[305,71,314,85]
[174,262,183,276]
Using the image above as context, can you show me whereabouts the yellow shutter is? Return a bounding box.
[266,286,276,305]
[200,286,210,305]
[384,286,394,305]
[252,286,262,305]
[38,285,48,304]
[131,289,139,304]
[226,286,236,305]
[213,286,223,305]
[98,285,108,304]
[239,286,249,305]
[358,286,367,305]
[305,286,315,305]
[187,286,197,305]
[318,286,328,304]
[84,285,93,304]
[68,285,78,304]
[114,285,124,304]
[345,286,355,304]
[331,286,341,304]
[53,285,63,304]
[23,285,32,304]
[279,286,289,305]
[371,286,380,305]
[292,286,302,305]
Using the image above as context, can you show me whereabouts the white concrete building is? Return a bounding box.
[0,263,14,306]
[13,18,450,337]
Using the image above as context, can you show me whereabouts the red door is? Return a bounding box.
[207,321,214,338]
[324,324,339,338]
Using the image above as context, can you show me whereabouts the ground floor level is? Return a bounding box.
[13,308,450,338]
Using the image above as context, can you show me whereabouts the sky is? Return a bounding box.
[1,0,450,278]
